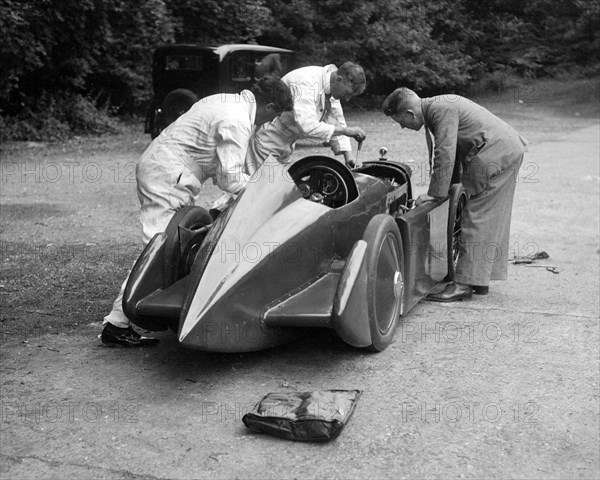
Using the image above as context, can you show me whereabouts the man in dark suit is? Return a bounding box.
[382,87,528,301]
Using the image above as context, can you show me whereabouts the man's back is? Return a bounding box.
[423,95,526,161]
[158,92,255,159]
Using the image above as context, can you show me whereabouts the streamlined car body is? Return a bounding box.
[123,153,467,352]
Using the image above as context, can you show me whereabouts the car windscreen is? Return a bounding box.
[164,54,205,71]
[152,50,218,96]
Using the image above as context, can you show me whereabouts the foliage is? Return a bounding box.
[0,92,120,142]
[0,0,173,122]
[359,0,472,93]
[257,0,473,92]
[166,0,272,43]
[461,0,600,77]
[1,0,598,140]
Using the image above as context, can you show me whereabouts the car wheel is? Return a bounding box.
[446,184,468,281]
[161,88,198,129]
[363,214,404,352]
[163,206,212,287]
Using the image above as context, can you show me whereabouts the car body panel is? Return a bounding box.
[397,198,450,313]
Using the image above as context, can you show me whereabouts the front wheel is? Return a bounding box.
[362,215,404,352]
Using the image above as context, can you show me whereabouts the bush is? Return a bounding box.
[62,95,120,135]
[1,93,121,142]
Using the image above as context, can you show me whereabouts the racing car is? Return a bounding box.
[123,150,467,352]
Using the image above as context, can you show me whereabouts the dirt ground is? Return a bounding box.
[1,81,599,479]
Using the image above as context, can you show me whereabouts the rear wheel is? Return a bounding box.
[163,206,212,287]
[446,184,468,281]
[362,215,404,352]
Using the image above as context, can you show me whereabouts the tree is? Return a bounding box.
[166,0,273,44]
[358,0,472,92]
[0,0,174,115]
[1,0,598,140]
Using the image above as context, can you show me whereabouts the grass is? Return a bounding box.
[1,78,598,343]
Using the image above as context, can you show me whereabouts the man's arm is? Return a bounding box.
[332,125,366,142]
[326,98,352,154]
[415,193,444,206]
[290,81,336,142]
[427,105,459,198]
[325,99,367,166]
[214,120,251,194]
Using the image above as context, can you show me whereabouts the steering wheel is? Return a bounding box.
[291,163,349,208]
[289,157,359,208]
[289,156,359,208]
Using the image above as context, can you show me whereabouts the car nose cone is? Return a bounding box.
[178,197,330,349]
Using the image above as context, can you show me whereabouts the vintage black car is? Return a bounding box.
[145,44,294,138]
[123,150,467,353]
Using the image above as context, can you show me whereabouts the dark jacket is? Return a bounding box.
[422,95,528,197]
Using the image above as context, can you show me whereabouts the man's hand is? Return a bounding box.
[333,126,367,142]
[345,127,367,142]
[415,193,440,206]
[343,151,356,168]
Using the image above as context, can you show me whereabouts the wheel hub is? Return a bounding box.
[393,270,404,297]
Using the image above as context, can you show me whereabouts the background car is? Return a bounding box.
[145,44,294,138]
[123,151,467,353]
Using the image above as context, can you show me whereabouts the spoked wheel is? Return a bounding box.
[163,206,212,287]
[362,215,404,352]
[446,184,468,281]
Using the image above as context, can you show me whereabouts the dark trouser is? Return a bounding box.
[455,155,523,286]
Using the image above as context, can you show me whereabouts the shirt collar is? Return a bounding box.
[421,98,431,129]
[241,90,257,124]
[322,64,337,95]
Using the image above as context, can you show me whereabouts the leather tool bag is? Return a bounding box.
[242,389,362,442]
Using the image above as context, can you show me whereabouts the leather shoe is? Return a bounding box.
[101,324,159,347]
[472,285,489,295]
[426,282,473,302]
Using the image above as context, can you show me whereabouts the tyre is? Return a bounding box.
[446,184,468,281]
[363,214,404,352]
[163,206,212,287]
[161,88,198,129]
